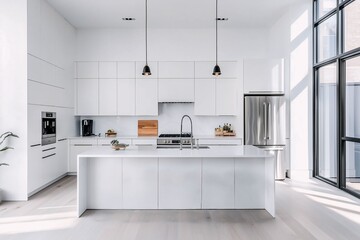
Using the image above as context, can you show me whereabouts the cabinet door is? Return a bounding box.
[135,61,158,79]
[28,145,42,194]
[117,62,136,79]
[123,158,158,209]
[216,79,238,116]
[158,62,194,79]
[76,62,98,79]
[28,0,41,56]
[202,158,235,209]
[117,79,136,115]
[136,78,158,116]
[76,78,98,115]
[99,78,117,115]
[159,158,201,209]
[28,105,42,147]
[158,79,194,102]
[69,145,94,173]
[195,61,215,79]
[99,62,117,78]
[194,79,216,115]
[56,139,68,177]
[243,59,284,93]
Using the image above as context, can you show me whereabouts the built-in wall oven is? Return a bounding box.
[42,112,56,146]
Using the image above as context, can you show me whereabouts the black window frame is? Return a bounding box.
[313,0,360,198]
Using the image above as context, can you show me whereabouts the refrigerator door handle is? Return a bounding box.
[263,102,267,140]
[267,102,271,140]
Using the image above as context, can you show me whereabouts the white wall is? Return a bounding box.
[0,0,28,201]
[268,0,313,179]
[75,27,268,135]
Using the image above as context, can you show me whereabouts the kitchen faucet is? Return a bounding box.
[180,115,193,150]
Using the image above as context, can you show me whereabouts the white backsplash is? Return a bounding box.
[80,103,242,137]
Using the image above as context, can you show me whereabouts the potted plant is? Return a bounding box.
[110,139,128,151]
[0,132,19,203]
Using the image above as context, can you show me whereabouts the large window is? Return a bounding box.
[314,0,360,198]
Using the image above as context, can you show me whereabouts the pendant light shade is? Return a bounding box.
[212,0,221,76]
[142,0,151,76]
[213,64,221,76]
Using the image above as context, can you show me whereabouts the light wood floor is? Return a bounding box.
[1,176,360,240]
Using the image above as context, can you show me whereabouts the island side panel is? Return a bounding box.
[265,156,275,217]
[87,157,123,209]
[123,157,158,209]
[159,158,202,209]
[234,158,265,209]
[202,158,235,209]
[77,156,88,217]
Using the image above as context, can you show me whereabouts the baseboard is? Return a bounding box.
[288,169,313,180]
[28,173,68,198]
[67,172,77,176]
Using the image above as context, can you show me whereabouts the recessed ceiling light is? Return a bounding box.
[217,18,229,21]
[122,18,136,21]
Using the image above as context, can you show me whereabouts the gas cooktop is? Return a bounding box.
[158,133,192,138]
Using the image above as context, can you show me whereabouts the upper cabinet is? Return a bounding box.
[158,62,194,79]
[194,79,216,116]
[76,62,99,79]
[99,62,117,79]
[243,58,284,93]
[135,62,158,79]
[195,61,238,79]
[136,78,158,116]
[118,62,136,79]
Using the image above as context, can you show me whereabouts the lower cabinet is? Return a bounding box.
[69,144,95,173]
[123,158,158,209]
[28,145,42,194]
[202,158,235,209]
[159,158,202,209]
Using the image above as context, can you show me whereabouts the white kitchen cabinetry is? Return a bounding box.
[117,62,136,79]
[117,79,136,115]
[195,61,237,79]
[135,61,158,79]
[159,158,202,209]
[243,58,284,93]
[199,138,242,146]
[194,79,216,115]
[76,62,99,79]
[28,145,42,194]
[56,139,68,177]
[123,158,158,209]
[136,78,158,116]
[202,158,235,209]
[216,79,238,115]
[158,79,194,102]
[99,78,117,115]
[158,62,194,79]
[99,62,117,79]
[76,78,98,115]
[69,139,97,173]
[132,138,157,146]
[28,105,42,147]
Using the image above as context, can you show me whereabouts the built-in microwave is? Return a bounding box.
[42,112,56,146]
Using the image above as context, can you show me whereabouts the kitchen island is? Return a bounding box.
[77,145,275,217]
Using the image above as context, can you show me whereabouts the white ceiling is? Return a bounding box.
[46,0,302,29]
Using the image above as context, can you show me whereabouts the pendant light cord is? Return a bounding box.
[145,0,148,65]
[215,0,218,65]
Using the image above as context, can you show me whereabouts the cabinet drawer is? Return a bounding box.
[199,139,242,146]
[98,138,132,146]
[69,139,97,145]
[132,139,157,146]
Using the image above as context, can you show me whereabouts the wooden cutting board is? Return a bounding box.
[138,120,158,136]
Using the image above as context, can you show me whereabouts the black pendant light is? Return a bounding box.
[213,0,221,76]
[142,0,151,76]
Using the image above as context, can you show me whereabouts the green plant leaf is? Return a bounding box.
[0,146,13,152]
[0,132,19,146]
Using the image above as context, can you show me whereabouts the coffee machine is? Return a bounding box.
[81,119,94,136]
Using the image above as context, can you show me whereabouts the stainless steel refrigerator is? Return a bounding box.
[244,95,286,180]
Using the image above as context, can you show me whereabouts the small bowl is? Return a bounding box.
[112,144,128,151]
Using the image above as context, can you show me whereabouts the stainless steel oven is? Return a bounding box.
[42,112,56,146]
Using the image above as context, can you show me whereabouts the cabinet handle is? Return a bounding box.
[42,147,56,152]
[42,153,56,159]
[73,144,93,146]
[135,144,154,146]
[58,138,67,142]
[30,144,41,148]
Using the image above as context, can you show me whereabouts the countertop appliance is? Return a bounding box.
[157,133,196,149]
[81,119,94,136]
[244,94,286,180]
[42,112,56,146]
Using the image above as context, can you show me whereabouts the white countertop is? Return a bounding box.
[78,145,271,159]
[68,135,242,140]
